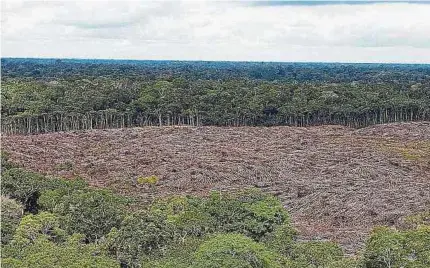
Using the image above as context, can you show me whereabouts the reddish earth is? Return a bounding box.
[2,122,430,253]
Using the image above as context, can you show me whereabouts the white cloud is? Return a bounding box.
[1,0,430,63]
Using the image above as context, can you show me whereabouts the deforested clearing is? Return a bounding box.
[3,122,430,253]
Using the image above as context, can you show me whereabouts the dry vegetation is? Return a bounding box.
[2,122,430,253]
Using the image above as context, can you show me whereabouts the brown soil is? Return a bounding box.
[3,122,430,253]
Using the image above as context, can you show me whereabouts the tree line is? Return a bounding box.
[2,106,429,135]
[1,59,429,134]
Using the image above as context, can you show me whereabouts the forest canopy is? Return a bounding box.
[1,58,430,134]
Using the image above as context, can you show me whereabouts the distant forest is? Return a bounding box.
[1,58,430,134]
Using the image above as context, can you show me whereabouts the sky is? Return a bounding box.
[2,0,430,63]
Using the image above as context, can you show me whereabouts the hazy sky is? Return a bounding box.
[2,0,430,63]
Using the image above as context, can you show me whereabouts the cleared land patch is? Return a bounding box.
[3,122,430,253]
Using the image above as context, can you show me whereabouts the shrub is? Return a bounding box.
[1,150,17,171]
[107,210,174,267]
[362,226,430,268]
[37,177,88,211]
[150,189,291,243]
[38,189,68,212]
[152,195,214,240]
[403,211,430,230]
[1,168,48,213]
[192,233,286,268]
[43,189,127,242]
[204,189,290,241]
[140,237,205,268]
[109,190,295,267]
[291,241,344,267]
[1,196,23,244]
[326,258,361,268]
[9,212,66,247]
[137,175,159,185]
[2,234,119,268]
[262,223,297,257]
[2,168,88,213]
[403,226,430,267]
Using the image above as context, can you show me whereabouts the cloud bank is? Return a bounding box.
[2,0,430,63]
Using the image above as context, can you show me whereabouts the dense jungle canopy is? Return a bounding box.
[1,58,429,134]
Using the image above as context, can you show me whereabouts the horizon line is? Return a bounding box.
[2,56,430,66]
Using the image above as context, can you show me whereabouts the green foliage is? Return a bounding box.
[140,237,205,268]
[1,196,23,244]
[403,211,430,229]
[205,189,290,241]
[363,226,430,268]
[291,241,344,267]
[9,212,66,247]
[151,195,214,239]
[1,150,17,171]
[193,233,286,268]
[262,223,297,257]
[40,189,127,242]
[107,189,293,267]
[107,210,174,266]
[1,167,118,242]
[2,234,119,268]
[37,177,88,211]
[325,258,361,268]
[1,168,48,212]
[150,189,292,243]
[1,168,88,212]
[2,211,118,267]
[2,59,430,133]
[364,226,407,268]
[37,189,68,212]
[2,165,430,268]
[403,226,430,267]
[49,176,89,190]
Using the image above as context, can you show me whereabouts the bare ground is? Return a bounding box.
[2,122,430,253]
